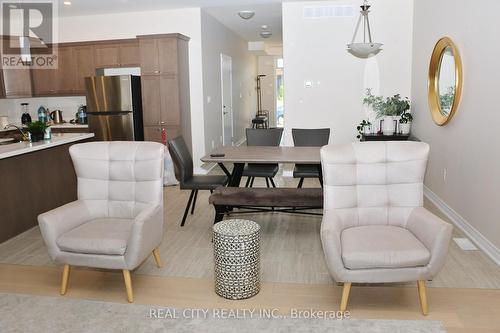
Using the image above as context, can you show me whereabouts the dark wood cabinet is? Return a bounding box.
[118,42,140,67]
[138,34,189,143]
[94,43,119,68]
[143,125,179,143]
[32,46,77,96]
[74,45,95,93]
[2,66,33,98]
[94,40,140,68]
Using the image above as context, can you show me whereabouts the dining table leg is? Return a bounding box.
[228,163,245,187]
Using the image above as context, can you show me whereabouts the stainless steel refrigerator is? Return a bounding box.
[85,75,144,141]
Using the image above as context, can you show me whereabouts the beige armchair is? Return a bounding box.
[38,142,165,302]
[320,142,452,315]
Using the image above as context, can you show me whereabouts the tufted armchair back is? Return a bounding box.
[69,142,165,219]
[321,141,429,229]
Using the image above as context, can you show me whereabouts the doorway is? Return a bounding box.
[276,58,284,127]
[220,54,233,146]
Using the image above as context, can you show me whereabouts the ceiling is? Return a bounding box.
[55,0,298,43]
[204,4,283,42]
[57,0,286,17]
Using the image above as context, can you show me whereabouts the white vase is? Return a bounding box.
[400,122,411,135]
[382,116,395,135]
[363,125,372,135]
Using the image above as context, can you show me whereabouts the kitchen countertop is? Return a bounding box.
[0,123,89,132]
[0,133,94,160]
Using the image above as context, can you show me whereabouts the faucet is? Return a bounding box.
[4,124,31,142]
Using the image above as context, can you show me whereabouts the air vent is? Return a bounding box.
[303,6,355,19]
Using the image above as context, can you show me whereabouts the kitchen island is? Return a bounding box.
[0,133,94,243]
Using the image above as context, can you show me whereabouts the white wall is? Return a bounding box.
[412,0,500,251]
[258,56,277,128]
[0,8,207,170]
[200,10,257,149]
[282,0,413,145]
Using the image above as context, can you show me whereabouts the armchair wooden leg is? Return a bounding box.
[340,282,351,312]
[417,280,429,315]
[152,248,163,268]
[60,264,70,295]
[122,270,134,303]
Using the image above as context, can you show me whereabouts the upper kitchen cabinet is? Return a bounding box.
[74,45,96,93]
[94,40,140,68]
[32,45,78,96]
[138,34,189,75]
[0,36,33,98]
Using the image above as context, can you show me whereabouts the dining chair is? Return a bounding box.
[243,128,283,188]
[168,136,228,226]
[292,128,330,188]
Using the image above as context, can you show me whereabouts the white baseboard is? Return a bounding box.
[424,185,500,266]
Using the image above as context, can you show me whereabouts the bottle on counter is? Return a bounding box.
[44,126,51,140]
[21,103,31,125]
[38,106,48,123]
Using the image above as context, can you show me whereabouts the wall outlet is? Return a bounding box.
[443,168,447,182]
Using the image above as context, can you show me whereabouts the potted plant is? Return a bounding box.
[363,89,411,135]
[356,119,372,140]
[26,121,49,142]
[399,110,413,134]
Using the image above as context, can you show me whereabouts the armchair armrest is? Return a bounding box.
[124,204,164,269]
[407,207,453,276]
[320,210,347,282]
[37,200,92,259]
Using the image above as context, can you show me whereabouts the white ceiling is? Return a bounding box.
[204,4,283,42]
[56,0,299,43]
[58,0,285,17]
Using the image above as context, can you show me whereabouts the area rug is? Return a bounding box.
[0,293,446,333]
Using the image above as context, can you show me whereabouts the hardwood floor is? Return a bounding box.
[0,173,499,331]
[0,264,499,333]
[0,176,498,288]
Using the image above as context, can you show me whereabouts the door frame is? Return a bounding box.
[220,53,233,146]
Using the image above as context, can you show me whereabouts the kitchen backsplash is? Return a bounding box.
[0,96,87,125]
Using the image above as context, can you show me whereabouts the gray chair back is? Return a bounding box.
[292,128,330,147]
[246,128,283,146]
[168,136,193,186]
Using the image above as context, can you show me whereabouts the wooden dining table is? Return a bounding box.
[201,146,322,187]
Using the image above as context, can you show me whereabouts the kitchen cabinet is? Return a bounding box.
[74,45,95,93]
[1,66,33,98]
[139,37,178,75]
[143,125,179,143]
[139,34,189,144]
[32,46,77,96]
[94,40,140,68]
[141,75,180,127]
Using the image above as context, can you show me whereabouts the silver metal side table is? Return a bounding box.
[213,219,260,300]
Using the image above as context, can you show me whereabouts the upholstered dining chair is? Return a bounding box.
[244,128,284,188]
[38,141,165,303]
[168,136,228,226]
[292,128,330,188]
[320,141,452,315]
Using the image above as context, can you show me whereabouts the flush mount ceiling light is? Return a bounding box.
[347,0,383,58]
[260,31,272,38]
[238,10,255,20]
[63,1,72,5]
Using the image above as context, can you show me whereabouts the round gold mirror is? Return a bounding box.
[428,37,463,125]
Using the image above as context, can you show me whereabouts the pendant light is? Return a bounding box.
[347,0,383,58]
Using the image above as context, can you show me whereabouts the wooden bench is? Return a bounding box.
[208,187,323,224]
